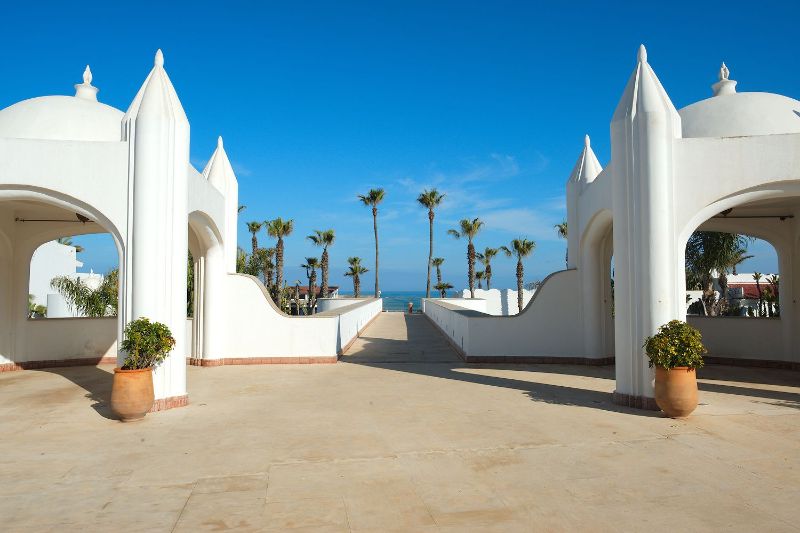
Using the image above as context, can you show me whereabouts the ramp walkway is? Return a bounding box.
[341,312,460,363]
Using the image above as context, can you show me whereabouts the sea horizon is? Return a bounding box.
[337,289,459,311]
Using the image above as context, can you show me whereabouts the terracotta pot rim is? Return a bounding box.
[114,367,153,374]
[657,366,696,371]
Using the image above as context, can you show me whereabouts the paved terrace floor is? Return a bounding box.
[1,312,799,532]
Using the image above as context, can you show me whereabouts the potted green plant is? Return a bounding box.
[110,318,175,422]
[644,320,706,418]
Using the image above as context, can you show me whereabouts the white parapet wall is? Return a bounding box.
[219,274,382,361]
[430,298,487,313]
[687,316,786,362]
[317,297,369,313]
[460,288,535,315]
[15,317,117,364]
[425,270,592,361]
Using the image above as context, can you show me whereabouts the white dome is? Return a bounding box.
[679,92,800,139]
[0,96,123,142]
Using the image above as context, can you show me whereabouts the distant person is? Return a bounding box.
[407,301,414,314]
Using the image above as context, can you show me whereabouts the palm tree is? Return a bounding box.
[266,217,294,296]
[51,268,119,317]
[767,274,780,316]
[302,257,320,314]
[236,247,247,273]
[417,188,446,298]
[246,221,263,256]
[476,248,499,290]
[307,229,336,298]
[344,256,368,298]
[57,236,85,254]
[358,188,385,297]
[475,270,485,289]
[501,238,536,313]
[434,281,453,298]
[554,221,568,268]
[264,248,276,288]
[753,272,764,316]
[432,257,445,286]
[447,218,484,298]
[686,232,752,316]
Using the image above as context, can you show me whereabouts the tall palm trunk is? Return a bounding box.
[276,238,284,293]
[467,240,475,298]
[354,274,361,298]
[436,265,442,285]
[426,210,434,298]
[486,264,492,290]
[321,248,329,298]
[516,259,524,312]
[308,270,317,313]
[755,278,763,316]
[251,234,258,256]
[718,272,729,316]
[373,207,380,297]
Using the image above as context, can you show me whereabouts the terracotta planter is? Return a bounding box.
[111,368,154,422]
[654,366,698,418]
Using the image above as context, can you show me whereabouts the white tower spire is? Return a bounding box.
[202,136,240,273]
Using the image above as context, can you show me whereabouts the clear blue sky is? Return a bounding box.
[3,1,794,290]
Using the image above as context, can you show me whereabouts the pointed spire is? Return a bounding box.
[568,134,602,184]
[122,49,187,131]
[711,61,737,96]
[203,135,237,193]
[74,64,99,101]
[612,44,680,127]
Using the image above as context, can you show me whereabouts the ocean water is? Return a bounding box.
[339,290,455,311]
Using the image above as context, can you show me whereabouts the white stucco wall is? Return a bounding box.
[432,298,487,314]
[317,298,367,313]
[220,274,381,359]
[19,317,117,362]
[687,316,786,362]
[425,270,588,359]
[459,289,534,315]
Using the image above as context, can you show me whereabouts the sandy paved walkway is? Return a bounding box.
[1,313,799,531]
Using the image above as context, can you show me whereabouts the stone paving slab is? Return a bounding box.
[0,312,798,531]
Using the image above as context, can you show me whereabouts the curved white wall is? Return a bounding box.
[459,289,533,315]
[425,270,588,359]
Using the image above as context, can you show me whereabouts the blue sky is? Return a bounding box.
[3,1,795,290]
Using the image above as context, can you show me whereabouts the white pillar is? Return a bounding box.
[122,50,190,404]
[610,45,682,408]
[202,241,225,360]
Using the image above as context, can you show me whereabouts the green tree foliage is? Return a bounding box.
[50,268,119,317]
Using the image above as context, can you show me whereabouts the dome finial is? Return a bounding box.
[712,61,737,96]
[155,49,164,68]
[637,44,647,63]
[218,136,224,148]
[584,134,590,148]
[719,62,729,81]
[74,64,99,101]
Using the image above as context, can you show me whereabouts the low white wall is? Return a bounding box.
[688,316,785,361]
[431,298,487,313]
[19,317,117,362]
[319,298,383,352]
[221,274,381,359]
[461,288,534,315]
[427,270,587,358]
[317,297,368,313]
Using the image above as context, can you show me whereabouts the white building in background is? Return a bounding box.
[0,51,382,412]
[426,45,800,409]
[28,240,104,318]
